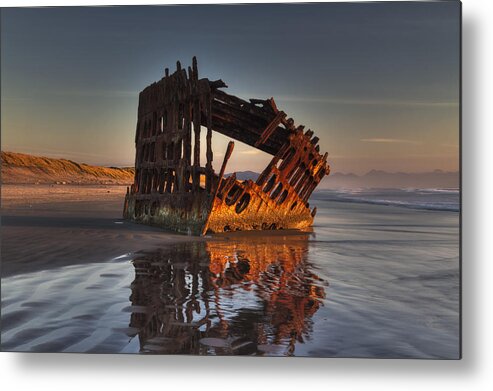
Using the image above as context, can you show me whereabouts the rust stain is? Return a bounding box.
[123,57,330,235]
[129,239,325,354]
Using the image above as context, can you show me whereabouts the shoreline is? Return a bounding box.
[1,184,459,357]
[1,184,459,277]
[1,185,203,277]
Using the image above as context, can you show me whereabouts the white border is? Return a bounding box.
[2,0,492,390]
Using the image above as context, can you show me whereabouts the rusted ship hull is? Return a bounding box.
[123,58,329,235]
[206,180,314,233]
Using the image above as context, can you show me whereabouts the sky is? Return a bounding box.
[0,2,460,174]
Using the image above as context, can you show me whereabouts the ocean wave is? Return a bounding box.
[326,197,459,212]
[313,188,460,212]
[407,188,459,194]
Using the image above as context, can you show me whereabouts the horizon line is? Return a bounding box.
[1,149,459,176]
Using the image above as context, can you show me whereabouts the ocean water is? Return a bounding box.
[1,190,460,357]
[314,188,460,212]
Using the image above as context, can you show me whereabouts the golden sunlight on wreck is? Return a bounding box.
[123,57,330,235]
[129,236,326,355]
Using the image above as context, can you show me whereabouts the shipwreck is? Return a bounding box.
[123,58,330,235]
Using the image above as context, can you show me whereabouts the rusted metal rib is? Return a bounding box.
[254,110,287,148]
[201,141,235,235]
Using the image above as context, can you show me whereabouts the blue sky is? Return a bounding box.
[1,2,460,174]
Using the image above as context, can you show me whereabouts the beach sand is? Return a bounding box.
[1,185,201,277]
[1,185,460,357]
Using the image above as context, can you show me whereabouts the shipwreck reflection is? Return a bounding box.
[129,234,326,355]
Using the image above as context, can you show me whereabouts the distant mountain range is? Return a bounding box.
[1,151,459,189]
[320,169,459,189]
[225,170,259,181]
[229,169,459,189]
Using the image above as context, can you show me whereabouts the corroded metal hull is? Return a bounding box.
[123,58,329,235]
[206,180,314,233]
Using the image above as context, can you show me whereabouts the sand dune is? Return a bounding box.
[1,151,135,185]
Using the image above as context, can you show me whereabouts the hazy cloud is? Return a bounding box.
[275,96,459,108]
[360,138,422,144]
[441,143,459,148]
[239,149,262,155]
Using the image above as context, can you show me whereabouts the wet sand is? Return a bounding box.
[1,185,202,277]
[1,185,460,357]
